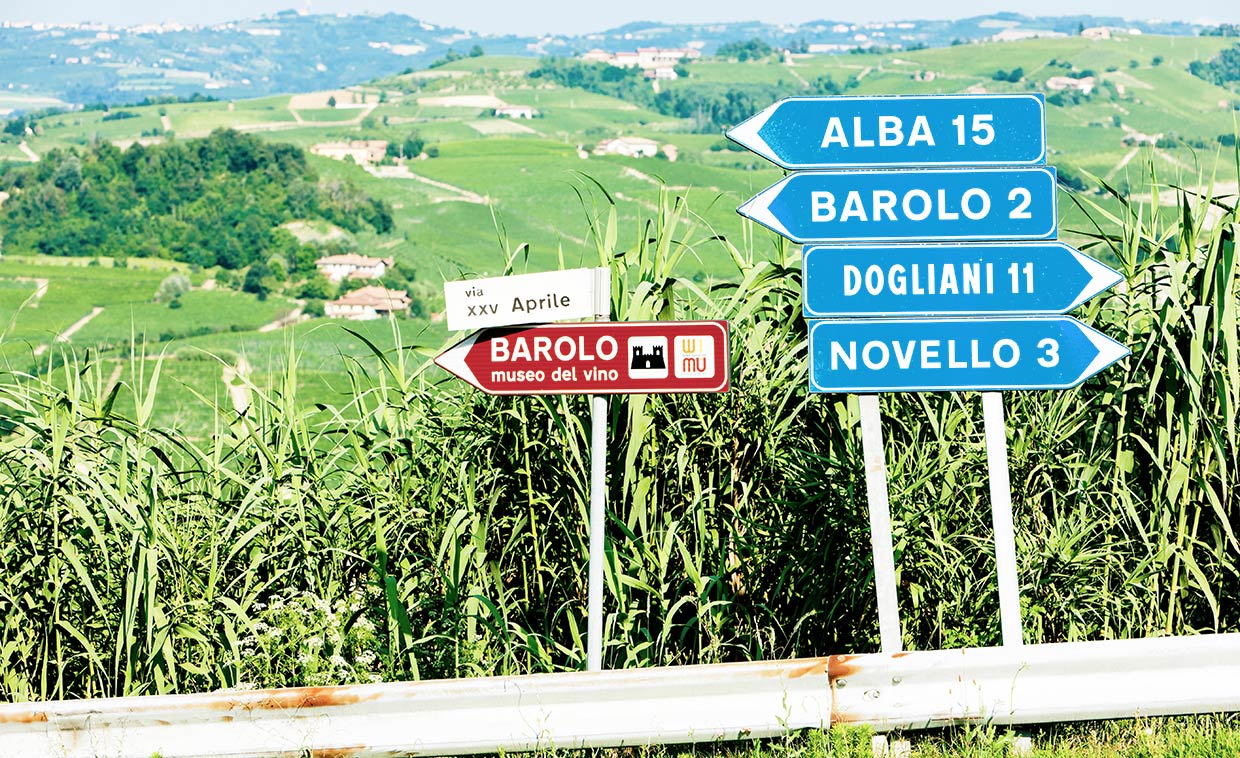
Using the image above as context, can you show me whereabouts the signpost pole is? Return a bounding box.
[982,391,1023,647]
[587,393,607,670]
[587,269,611,672]
[858,394,903,653]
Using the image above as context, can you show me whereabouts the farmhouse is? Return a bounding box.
[580,49,614,64]
[594,136,661,158]
[579,47,699,70]
[324,285,411,320]
[493,105,537,119]
[1081,26,1140,39]
[315,253,393,283]
[309,140,389,166]
[1046,76,1096,95]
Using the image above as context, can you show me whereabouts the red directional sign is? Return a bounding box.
[434,321,730,395]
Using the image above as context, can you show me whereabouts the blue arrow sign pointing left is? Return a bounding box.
[803,242,1123,318]
[726,94,1047,169]
[808,316,1129,393]
[739,167,1058,244]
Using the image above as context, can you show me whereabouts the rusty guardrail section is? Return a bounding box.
[2,635,1238,757]
[0,658,833,757]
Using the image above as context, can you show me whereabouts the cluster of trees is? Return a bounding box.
[100,110,140,122]
[653,83,785,133]
[715,38,773,61]
[528,58,786,133]
[1200,23,1240,37]
[992,67,1024,82]
[385,132,425,160]
[529,59,652,106]
[1047,78,1121,107]
[429,44,485,68]
[2,118,29,138]
[1189,44,1240,86]
[812,74,856,95]
[0,129,394,269]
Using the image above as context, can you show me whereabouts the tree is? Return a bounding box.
[469,44,484,57]
[813,75,842,95]
[155,273,191,302]
[298,273,335,300]
[327,95,337,108]
[243,262,272,300]
[51,156,83,192]
[404,133,425,158]
[3,117,27,137]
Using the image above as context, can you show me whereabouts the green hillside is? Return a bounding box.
[3,32,1239,431]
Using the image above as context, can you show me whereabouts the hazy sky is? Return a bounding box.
[5,0,1240,35]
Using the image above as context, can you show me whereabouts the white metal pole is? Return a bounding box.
[586,267,611,672]
[587,395,607,671]
[982,391,1023,647]
[858,393,902,653]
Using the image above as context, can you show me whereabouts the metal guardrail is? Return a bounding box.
[2,634,1237,757]
[831,633,1240,730]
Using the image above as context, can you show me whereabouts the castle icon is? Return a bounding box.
[630,344,666,371]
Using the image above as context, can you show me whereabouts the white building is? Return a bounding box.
[494,105,537,119]
[594,136,661,158]
[579,47,698,70]
[310,140,389,166]
[315,254,394,283]
[325,285,411,320]
[1046,76,1096,95]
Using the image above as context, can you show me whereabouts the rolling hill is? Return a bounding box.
[0,11,1219,109]
[2,31,1239,432]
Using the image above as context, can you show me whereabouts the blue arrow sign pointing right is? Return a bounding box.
[803,242,1123,318]
[809,316,1130,393]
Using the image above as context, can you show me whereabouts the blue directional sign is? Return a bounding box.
[808,316,1130,393]
[803,242,1123,318]
[738,167,1057,244]
[727,94,1047,169]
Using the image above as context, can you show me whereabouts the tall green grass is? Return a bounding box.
[0,164,1237,701]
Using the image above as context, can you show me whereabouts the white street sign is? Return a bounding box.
[444,267,610,331]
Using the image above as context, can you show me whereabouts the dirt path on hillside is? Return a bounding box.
[620,165,722,194]
[370,166,488,204]
[160,114,172,132]
[613,191,659,213]
[1105,148,1140,183]
[1155,148,1195,172]
[11,277,49,307]
[258,306,305,333]
[33,305,103,356]
[222,356,251,415]
[286,102,377,128]
[783,63,809,88]
[106,363,123,390]
[18,141,38,162]
[233,122,305,135]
